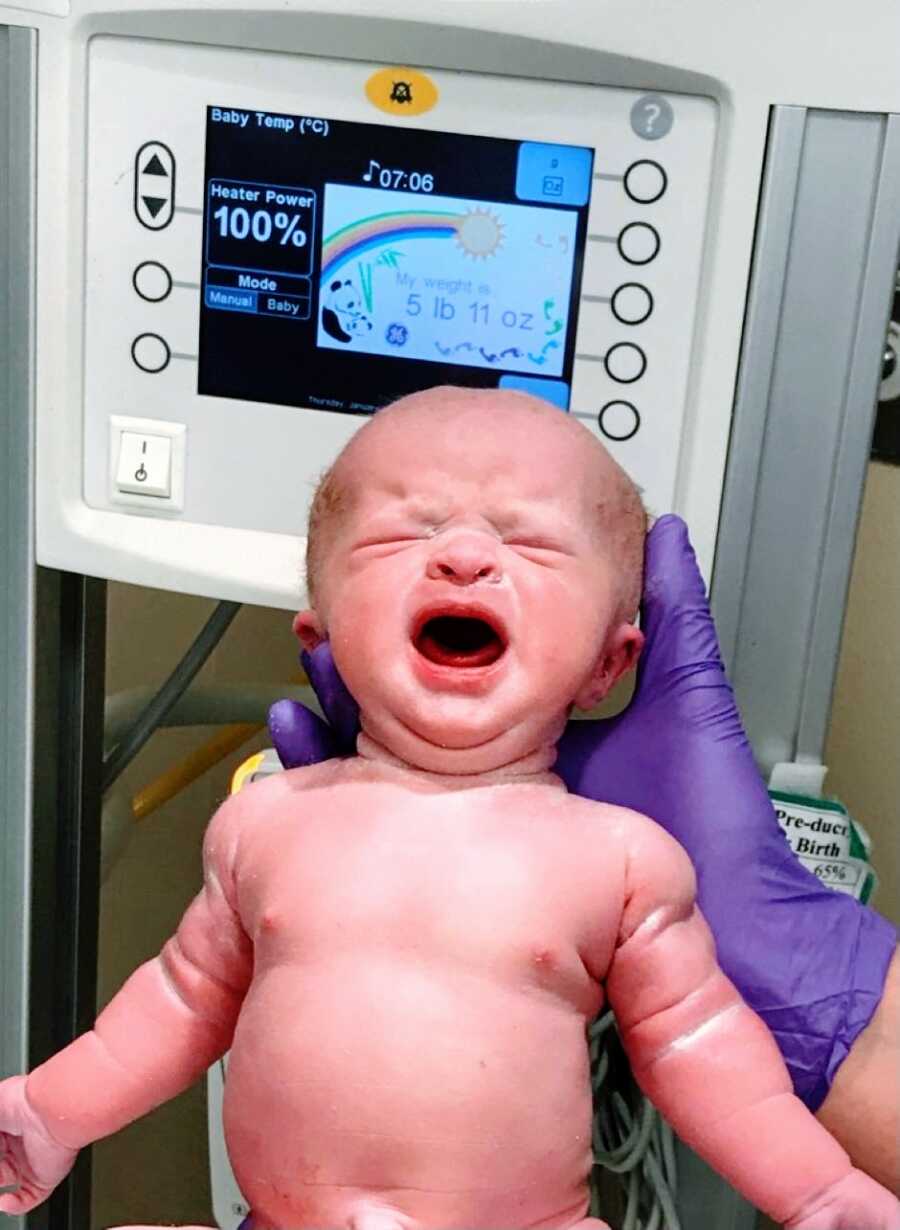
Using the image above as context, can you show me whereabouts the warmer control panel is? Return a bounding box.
[82,37,716,602]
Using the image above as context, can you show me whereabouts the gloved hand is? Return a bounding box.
[0,1075,78,1214]
[268,515,898,1109]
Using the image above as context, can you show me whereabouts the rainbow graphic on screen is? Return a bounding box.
[317,184,575,380]
[321,207,507,279]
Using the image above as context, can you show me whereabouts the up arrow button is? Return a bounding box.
[134,141,175,229]
[142,153,168,177]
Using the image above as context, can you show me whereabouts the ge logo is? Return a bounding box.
[385,322,409,346]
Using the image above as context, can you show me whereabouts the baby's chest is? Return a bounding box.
[239,790,623,993]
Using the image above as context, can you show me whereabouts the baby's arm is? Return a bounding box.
[0,794,253,1214]
[604,813,899,1228]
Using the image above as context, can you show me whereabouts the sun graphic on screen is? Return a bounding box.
[455,208,505,260]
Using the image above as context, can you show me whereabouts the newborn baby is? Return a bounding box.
[1,388,897,1230]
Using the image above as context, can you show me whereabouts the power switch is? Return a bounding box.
[116,432,172,497]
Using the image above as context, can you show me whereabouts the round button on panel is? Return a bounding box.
[618,222,660,265]
[611,283,654,325]
[624,160,668,204]
[605,342,647,384]
[599,401,641,442]
[131,333,171,373]
[133,261,173,302]
[630,95,674,141]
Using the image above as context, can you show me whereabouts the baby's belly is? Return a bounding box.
[223,958,595,1229]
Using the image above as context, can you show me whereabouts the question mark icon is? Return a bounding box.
[631,95,672,140]
[644,103,661,134]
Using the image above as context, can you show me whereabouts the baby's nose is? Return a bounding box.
[426,533,502,585]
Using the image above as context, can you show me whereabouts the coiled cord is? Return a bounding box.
[589,1011,680,1230]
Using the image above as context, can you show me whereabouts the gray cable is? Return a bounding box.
[589,1011,680,1229]
[102,682,319,752]
[101,600,241,791]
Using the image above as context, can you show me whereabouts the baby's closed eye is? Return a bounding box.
[503,537,572,565]
[351,531,426,555]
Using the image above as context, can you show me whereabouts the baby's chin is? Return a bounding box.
[360,706,566,777]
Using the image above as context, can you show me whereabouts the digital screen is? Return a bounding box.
[198,107,594,414]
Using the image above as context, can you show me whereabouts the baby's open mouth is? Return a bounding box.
[414,614,507,669]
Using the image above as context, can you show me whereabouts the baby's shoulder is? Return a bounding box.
[209,759,346,834]
[561,794,692,871]
[558,791,656,836]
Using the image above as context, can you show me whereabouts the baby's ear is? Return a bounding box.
[574,622,644,710]
[292,609,327,652]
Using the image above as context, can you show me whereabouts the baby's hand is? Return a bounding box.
[0,1074,79,1214]
[785,1169,900,1229]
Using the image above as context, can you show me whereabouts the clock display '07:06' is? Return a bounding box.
[361,159,435,192]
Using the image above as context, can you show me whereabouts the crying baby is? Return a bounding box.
[1,387,897,1230]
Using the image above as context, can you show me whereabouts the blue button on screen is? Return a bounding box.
[515,143,593,208]
[499,375,570,410]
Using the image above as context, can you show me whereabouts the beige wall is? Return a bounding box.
[826,461,900,929]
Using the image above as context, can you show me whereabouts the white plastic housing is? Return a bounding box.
[18,0,900,608]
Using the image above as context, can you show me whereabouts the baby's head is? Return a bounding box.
[295,386,646,774]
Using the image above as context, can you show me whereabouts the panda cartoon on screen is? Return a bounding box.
[321,278,373,343]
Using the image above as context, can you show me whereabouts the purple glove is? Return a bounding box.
[268,515,897,1109]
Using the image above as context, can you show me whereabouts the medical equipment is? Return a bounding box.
[3,3,900,1228]
[75,38,716,606]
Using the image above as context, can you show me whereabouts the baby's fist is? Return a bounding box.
[0,1074,78,1214]
[785,1169,900,1229]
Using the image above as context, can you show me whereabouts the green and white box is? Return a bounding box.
[770,791,877,905]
